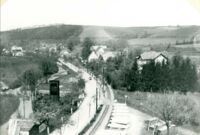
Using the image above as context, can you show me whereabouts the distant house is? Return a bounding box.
[2,48,10,55]
[136,51,168,70]
[88,45,117,62]
[60,49,70,58]
[197,66,200,74]
[101,51,117,61]
[88,45,107,62]
[11,46,24,56]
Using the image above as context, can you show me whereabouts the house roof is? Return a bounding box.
[90,45,107,51]
[140,51,168,60]
[11,46,23,51]
[101,51,116,61]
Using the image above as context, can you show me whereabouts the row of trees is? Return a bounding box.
[87,53,199,93]
[127,56,198,93]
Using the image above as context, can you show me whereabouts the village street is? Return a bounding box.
[50,59,100,135]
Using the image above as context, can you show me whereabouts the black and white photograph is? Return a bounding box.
[0,0,200,135]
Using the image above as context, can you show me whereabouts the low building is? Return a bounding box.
[11,46,24,56]
[60,49,70,58]
[136,51,168,70]
[2,48,10,55]
[88,45,106,62]
[101,51,117,61]
[88,45,117,62]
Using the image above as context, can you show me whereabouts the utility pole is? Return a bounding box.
[23,96,25,118]
[96,88,98,113]
[102,67,105,97]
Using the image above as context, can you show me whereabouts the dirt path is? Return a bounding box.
[79,26,113,42]
[126,107,151,135]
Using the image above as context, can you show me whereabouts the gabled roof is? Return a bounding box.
[139,51,168,60]
[90,45,107,51]
[101,51,117,61]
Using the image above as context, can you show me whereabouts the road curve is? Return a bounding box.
[85,84,115,135]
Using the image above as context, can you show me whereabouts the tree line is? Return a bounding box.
[86,53,199,93]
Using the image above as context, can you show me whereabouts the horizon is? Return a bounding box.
[2,23,200,32]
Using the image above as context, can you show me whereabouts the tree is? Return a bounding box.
[77,78,85,90]
[0,45,5,56]
[81,37,94,60]
[141,60,156,91]
[150,94,178,135]
[67,36,80,51]
[33,95,70,130]
[127,59,139,91]
[22,68,42,98]
[40,56,58,83]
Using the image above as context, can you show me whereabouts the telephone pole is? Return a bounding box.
[96,88,98,112]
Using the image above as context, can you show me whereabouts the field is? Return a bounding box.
[0,94,20,126]
[0,56,39,87]
[104,26,200,39]
[113,90,200,133]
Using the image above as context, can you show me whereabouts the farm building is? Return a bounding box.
[136,51,168,70]
[88,45,106,62]
[11,46,24,56]
[88,45,117,62]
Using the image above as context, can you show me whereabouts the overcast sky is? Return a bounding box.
[1,0,200,31]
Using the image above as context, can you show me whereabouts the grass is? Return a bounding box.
[114,90,200,133]
[0,94,20,126]
[0,56,39,87]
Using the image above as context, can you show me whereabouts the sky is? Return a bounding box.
[1,0,200,31]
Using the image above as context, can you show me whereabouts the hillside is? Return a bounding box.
[0,25,83,50]
[104,25,200,39]
[1,25,83,40]
[1,25,200,52]
[79,26,113,42]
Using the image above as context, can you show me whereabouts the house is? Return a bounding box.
[2,48,10,55]
[60,49,70,58]
[101,51,117,61]
[137,51,168,70]
[8,119,48,135]
[88,51,99,62]
[88,45,117,62]
[88,45,107,62]
[11,46,24,56]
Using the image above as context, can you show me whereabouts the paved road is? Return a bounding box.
[50,59,100,135]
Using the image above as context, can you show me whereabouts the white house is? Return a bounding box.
[60,49,70,58]
[88,45,117,62]
[137,51,168,70]
[11,46,24,56]
[2,48,10,55]
[88,51,99,62]
[88,45,107,62]
[101,51,117,61]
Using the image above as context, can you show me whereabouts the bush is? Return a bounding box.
[9,78,22,89]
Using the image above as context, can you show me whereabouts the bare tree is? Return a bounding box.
[151,94,178,135]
